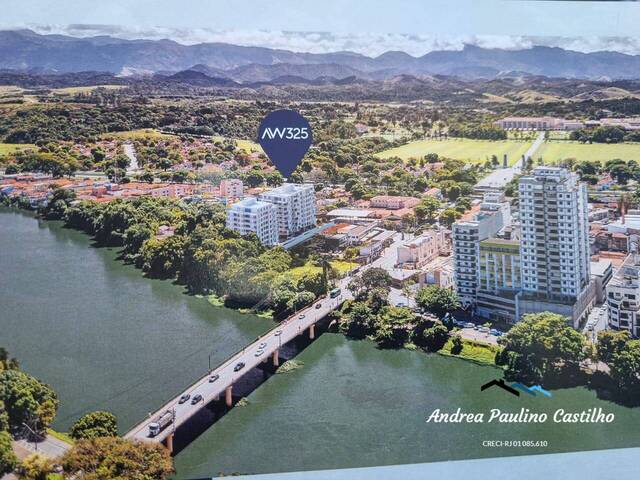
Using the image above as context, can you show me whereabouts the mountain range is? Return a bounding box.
[1,29,640,81]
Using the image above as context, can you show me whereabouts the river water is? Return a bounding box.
[1,208,639,478]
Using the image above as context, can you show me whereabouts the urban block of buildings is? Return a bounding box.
[453,167,596,327]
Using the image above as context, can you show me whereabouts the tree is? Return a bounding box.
[348,267,392,302]
[596,330,630,364]
[439,208,461,227]
[450,335,464,355]
[422,322,450,352]
[16,453,53,480]
[0,431,17,476]
[62,437,174,480]
[495,312,588,384]
[373,306,414,348]
[70,411,118,440]
[608,339,640,398]
[340,301,375,338]
[0,370,58,433]
[414,196,440,224]
[415,286,460,318]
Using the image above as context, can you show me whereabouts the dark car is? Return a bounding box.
[234,362,245,372]
[315,303,322,309]
[191,394,203,405]
[178,394,190,404]
[208,374,219,383]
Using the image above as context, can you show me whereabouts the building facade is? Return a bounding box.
[518,167,591,303]
[606,255,640,338]
[397,229,448,269]
[258,183,316,239]
[220,179,244,199]
[452,193,512,308]
[226,197,278,246]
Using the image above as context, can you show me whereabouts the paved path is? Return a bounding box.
[475,131,545,190]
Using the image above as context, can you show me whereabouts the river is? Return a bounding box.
[1,208,640,478]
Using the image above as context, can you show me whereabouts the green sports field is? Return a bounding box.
[375,138,532,165]
[537,141,640,163]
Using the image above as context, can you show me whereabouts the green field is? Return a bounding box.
[52,85,125,95]
[0,143,36,156]
[375,138,532,165]
[537,141,640,163]
[101,129,173,140]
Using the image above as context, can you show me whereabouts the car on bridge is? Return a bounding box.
[208,374,219,383]
[315,303,322,309]
[179,394,191,404]
[255,349,264,357]
[191,394,203,405]
[234,361,245,372]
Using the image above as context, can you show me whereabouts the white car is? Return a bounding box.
[255,349,264,357]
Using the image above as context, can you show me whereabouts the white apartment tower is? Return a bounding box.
[226,198,278,246]
[452,192,511,308]
[518,167,591,302]
[259,183,316,239]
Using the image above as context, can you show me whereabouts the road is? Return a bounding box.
[125,276,355,444]
[123,143,140,173]
[475,131,545,190]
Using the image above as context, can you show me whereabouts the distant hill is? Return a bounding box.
[1,29,640,81]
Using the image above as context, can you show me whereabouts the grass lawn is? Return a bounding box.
[212,135,262,154]
[439,336,501,366]
[0,143,36,156]
[288,260,358,280]
[100,129,173,140]
[51,85,125,95]
[375,138,532,165]
[537,141,640,163]
[47,428,74,445]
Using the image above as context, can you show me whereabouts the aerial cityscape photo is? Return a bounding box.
[1,1,640,479]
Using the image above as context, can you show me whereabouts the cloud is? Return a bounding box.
[8,23,640,56]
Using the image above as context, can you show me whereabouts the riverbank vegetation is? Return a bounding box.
[8,192,340,319]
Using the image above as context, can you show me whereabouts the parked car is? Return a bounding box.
[208,374,219,383]
[234,362,245,372]
[464,322,475,329]
[479,326,490,333]
[191,394,203,405]
[178,394,190,404]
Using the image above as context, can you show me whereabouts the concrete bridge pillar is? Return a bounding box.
[309,324,315,340]
[272,349,279,366]
[225,385,233,407]
[165,433,174,454]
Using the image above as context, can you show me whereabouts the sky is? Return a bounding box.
[2,0,640,56]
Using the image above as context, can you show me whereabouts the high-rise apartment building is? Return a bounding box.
[226,197,278,246]
[452,192,511,308]
[258,183,316,238]
[518,167,591,302]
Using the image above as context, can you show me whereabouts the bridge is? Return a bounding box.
[124,276,354,453]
